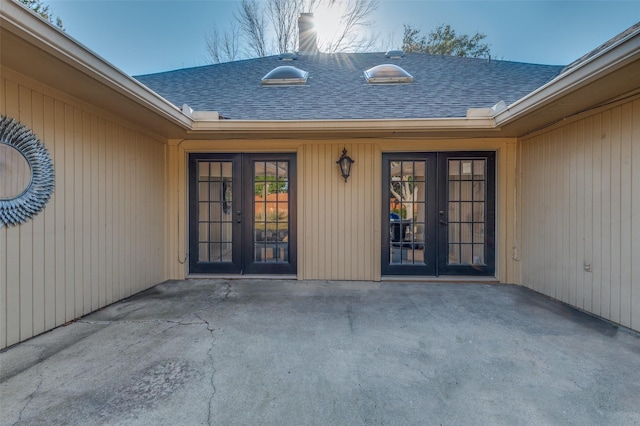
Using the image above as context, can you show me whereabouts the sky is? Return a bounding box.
[45,0,640,76]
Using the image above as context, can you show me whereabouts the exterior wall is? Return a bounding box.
[519,96,640,331]
[167,138,519,283]
[298,143,381,280]
[0,67,167,349]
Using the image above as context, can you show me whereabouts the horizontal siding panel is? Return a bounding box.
[520,98,639,332]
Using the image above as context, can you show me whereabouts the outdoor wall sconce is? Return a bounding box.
[336,148,354,182]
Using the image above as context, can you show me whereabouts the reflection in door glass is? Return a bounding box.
[388,160,427,265]
[254,161,289,263]
[197,161,233,262]
[447,159,486,265]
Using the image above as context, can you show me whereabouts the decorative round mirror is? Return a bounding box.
[0,143,32,199]
[0,115,55,226]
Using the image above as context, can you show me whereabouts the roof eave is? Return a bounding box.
[1,1,193,133]
[495,24,640,130]
[188,117,499,138]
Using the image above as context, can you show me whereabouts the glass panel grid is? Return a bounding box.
[197,161,233,263]
[447,159,486,266]
[254,160,289,264]
[389,160,427,266]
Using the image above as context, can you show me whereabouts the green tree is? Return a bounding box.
[18,0,64,30]
[402,24,489,58]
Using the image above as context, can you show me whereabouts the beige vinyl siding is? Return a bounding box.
[298,143,381,281]
[0,71,167,349]
[169,138,518,283]
[519,97,640,332]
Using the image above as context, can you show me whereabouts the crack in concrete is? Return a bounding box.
[195,282,233,424]
[347,303,355,334]
[195,313,217,426]
[77,319,203,326]
[403,362,430,380]
[13,366,44,426]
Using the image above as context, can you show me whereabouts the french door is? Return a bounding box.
[188,153,296,275]
[382,152,495,276]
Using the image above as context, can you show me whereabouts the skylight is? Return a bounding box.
[278,52,298,61]
[385,50,405,59]
[364,64,413,84]
[262,66,308,85]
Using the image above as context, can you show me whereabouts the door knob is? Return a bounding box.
[439,210,448,226]
[235,210,242,223]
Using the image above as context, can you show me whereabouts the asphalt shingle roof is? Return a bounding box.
[135,52,564,120]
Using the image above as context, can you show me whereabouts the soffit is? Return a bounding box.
[184,118,504,140]
[497,57,640,137]
[0,4,190,140]
[497,30,640,137]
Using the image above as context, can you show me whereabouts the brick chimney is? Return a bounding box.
[298,13,318,53]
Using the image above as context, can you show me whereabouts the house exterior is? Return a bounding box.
[1,0,639,349]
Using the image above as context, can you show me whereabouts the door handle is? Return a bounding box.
[235,210,242,223]
[439,210,448,226]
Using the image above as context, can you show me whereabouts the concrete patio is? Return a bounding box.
[1,279,639,425]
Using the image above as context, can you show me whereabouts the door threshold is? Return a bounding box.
[382,276,500,284]
[186,274,298,281]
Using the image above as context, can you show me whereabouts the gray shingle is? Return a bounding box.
[135,52,564,120]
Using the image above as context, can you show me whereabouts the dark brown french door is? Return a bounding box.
[188,153,296,275]
[382,152,495,276]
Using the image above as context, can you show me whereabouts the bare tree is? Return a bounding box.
[229,0,378,57]
[207,23,241,64]
[320,0,378,53]
[266,0,302,54]
[236,0,269,57]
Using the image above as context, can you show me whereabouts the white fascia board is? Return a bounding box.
[190,117,497,133]
[495,26,640,126]
[1,1,194,129]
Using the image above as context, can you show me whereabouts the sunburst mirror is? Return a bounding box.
[0,115,55,226]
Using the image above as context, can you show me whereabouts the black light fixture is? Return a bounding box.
[336,147,355,182]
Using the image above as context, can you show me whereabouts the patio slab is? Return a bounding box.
[1,279,639,425]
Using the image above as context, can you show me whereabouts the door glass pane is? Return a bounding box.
[461,160,473,180]
[461,244,473,264]
[254,160,289,263]
[473,223,485,243]
[199,182,209,202]
[447,158,486,266]
[198,162,209,179]
[389,160,427,266]
[460,182,473,201]
[473,181,485,201]
[449,160,459,178]
[473,160,485,179]
[199,243,209,262]
[473,244,485,265]
[196,161,233,264]
[221,162,232,178]
[221,243,232,262]
[448,223,459,242]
